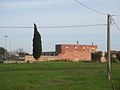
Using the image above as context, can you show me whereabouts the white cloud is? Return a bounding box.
[0,0,69,9]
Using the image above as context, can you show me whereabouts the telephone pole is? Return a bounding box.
[107,14,111,80]
[107,14,115,90]
[4,35,8,60]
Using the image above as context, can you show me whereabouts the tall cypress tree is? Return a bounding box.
[33,23,42,60]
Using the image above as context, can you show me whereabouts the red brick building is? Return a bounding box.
[55,44,97,61]
[25,44,97,62]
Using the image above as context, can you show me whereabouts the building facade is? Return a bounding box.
[25,44,97,62]
[55,44,97,61]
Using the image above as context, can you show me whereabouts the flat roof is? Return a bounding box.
[56,44,97,47]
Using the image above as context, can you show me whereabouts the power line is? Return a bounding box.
[111,16,120,31]
[74,0,106,15]
[0,26,32,29]
[38,24,106,28]
[112,15,120,17]
[0,24,106,29]
[74,0,120,17]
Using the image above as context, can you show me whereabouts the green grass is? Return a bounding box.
[0,61,120,90]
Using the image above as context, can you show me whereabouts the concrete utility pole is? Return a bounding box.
[107,14,111,80]
[4,35,8,60]
[107,14,115,90]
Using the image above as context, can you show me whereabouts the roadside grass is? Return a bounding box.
[0,61,120,90]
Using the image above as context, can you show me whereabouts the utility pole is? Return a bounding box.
[107,14,115,90]
[107,14,111,80]
[4,35,8,60]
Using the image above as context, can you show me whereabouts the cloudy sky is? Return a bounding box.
[0,0,120,53]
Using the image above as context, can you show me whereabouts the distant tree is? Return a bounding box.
[116,52,120,61]
[13,48,26,57]
[0,47,7,60]
[105,51,119,62]
[33,23,42,60]
[0,47,5,55]
[91,51,102,61]
[16,48,29,58]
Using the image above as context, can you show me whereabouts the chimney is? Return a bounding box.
[92,42,93,45]
[77,41,79,45]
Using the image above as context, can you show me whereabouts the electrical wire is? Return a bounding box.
[111,16,120,31]
[74,0,120,17]
[112,15,120,17]
[38,24,106,28]
[0,27,32,29]
[74,0,107,15]
[0,24,106,29]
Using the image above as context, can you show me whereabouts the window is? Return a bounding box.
[83,47,86,52]
[66,47,69,52]
[92,48,95,52]
[75,47,78,52]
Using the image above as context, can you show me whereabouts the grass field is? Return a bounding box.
[0,61,120,90]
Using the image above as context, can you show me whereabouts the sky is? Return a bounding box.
[0,0,120,54]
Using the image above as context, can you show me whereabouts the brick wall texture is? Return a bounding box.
[25,44,97,62]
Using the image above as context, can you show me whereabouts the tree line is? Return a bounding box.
[91,51,120,63]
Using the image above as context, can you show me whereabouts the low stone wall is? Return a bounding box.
[3,61,27,64]
[25,55,60,62]
[24,55,91,62]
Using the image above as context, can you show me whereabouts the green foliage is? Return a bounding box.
[0,47,5,55]
[19,52,29,58]
[0,47,7,60]
[0,62,120,90]
[91,51,102,61]
[33,23,42,60]
[116,52,120,61]
[105,51,120,63]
